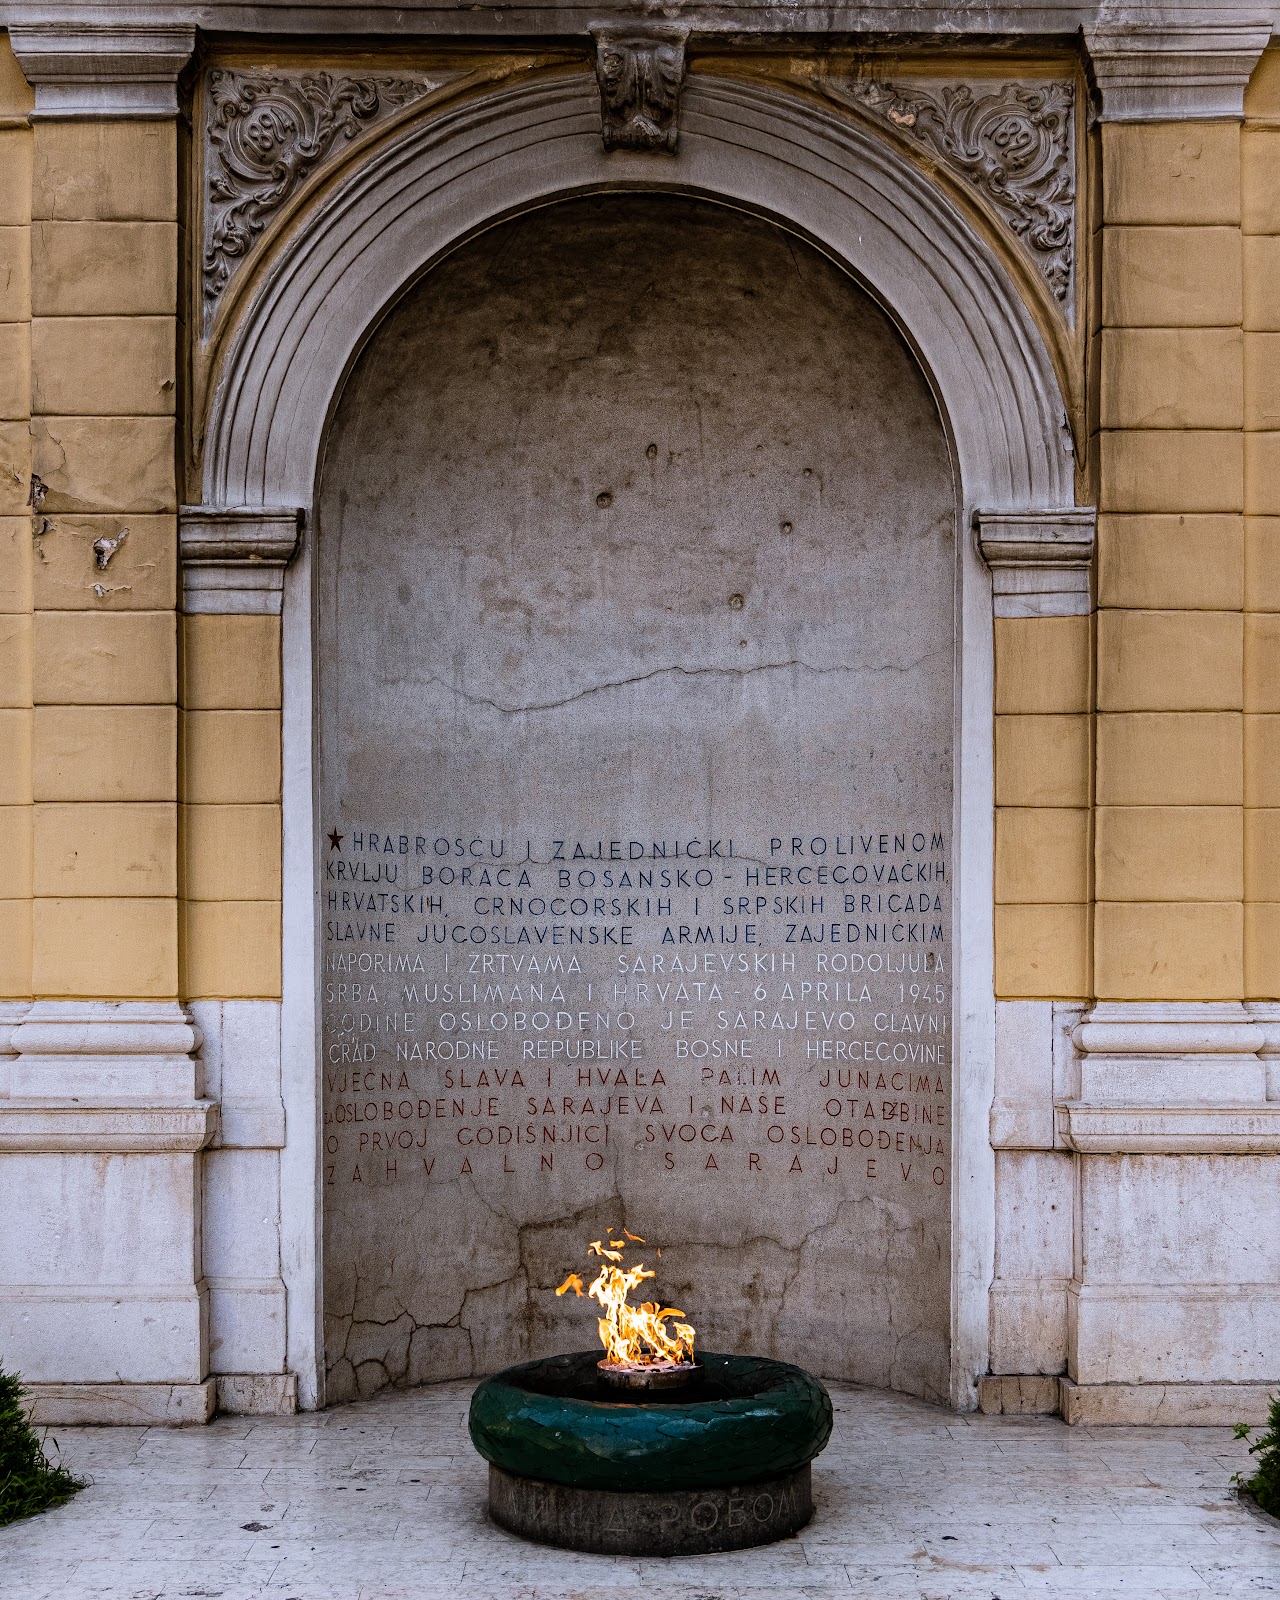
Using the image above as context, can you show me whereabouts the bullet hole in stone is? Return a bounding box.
[398,582,412,605]
[739,640,747,648]
[645,443,657,459]
[729,593,744,610]
[93,527,128,570]
[780,520,793,535]
[596,490,613,508]
[802,467,813,478]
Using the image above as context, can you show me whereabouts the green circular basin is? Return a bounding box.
[468,1350,833,1493]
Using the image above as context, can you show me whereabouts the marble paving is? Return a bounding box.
[2,1381,1277,1599]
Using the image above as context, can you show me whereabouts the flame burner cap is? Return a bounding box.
[597,1358,705,1393]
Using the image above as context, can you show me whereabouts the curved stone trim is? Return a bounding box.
[201,69,1074,516]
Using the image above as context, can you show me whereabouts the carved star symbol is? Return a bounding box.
[328,829,343,850]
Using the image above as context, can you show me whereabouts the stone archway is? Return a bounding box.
[195,68,1075,1410]
[317,192,957,1404]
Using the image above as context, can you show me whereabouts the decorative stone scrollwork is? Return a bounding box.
[591,25,688,152]
[822,76,1075,315]
[202,68,438,326]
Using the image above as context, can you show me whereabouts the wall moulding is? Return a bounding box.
[7,22,195,118]
[0,1105,219,1154]
[180,505,303,615]
[975,505,1095,617]
[591,22,687,151]
[1057,1001,1279,1153]
[201,66,456,329]
[1085,19,1273,122]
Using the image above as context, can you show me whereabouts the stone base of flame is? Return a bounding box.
[488,1463,813,1556]
[469,1351,832,1556]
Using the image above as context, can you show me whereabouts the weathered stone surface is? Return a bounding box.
[315,195,956,1400]
[488,1461,813,1554]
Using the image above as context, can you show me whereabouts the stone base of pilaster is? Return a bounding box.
[25,1380,216,1427]
[1060,1379,1276,1428]
[976,1375,1062,1415]
[215,1373,298,1415]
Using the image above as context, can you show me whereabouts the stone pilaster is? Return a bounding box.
[0,23,216,1426]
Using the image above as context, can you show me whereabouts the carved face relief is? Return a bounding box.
[594,31,687,152]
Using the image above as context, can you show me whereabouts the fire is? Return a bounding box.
[555,1232,696,1369]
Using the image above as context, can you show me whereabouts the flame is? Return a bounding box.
[557,1232,695,1369]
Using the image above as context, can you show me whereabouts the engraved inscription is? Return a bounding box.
[318,196,955,1404]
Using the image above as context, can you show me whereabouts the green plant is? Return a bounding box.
[0,1364,84,1526]
[1234,1392,1280,1518]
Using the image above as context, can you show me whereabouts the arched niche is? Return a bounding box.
[192,68,1075,1411]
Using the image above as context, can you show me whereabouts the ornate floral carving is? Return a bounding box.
[202,68,435,325]
[822,77,1075,313]
[592,26,687,153]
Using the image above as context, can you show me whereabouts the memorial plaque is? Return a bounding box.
[319,197,955,1403]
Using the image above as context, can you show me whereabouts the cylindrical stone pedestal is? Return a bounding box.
[488,1461,813,1555]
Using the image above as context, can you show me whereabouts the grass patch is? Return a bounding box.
[0,1364,84,1526]
[1235,1392,1280,1519]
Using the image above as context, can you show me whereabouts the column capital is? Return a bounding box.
[180,506,304,616]
[975,506,1095,618]
[7,22,195,120]
[1084,17,1273,123]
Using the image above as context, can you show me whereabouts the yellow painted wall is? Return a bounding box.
[25,111,182,999]
[0,36,32,997]
[1243,50,1280,998]
[993,76,1280,1003]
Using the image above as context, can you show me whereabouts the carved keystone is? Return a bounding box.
[591,24,688,153]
